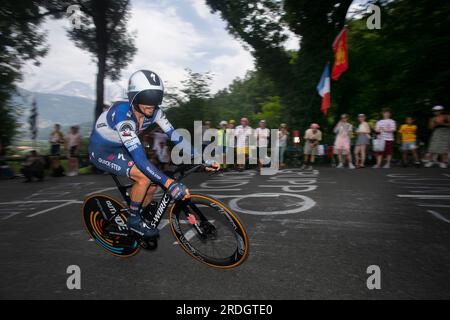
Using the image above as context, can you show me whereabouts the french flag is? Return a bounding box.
[317,63,331,115]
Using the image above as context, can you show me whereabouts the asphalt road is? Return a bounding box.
[0,166,449,299]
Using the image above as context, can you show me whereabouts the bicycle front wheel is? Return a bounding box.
[169,194,249,269]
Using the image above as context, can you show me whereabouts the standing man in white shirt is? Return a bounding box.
[255,120,270,170]
[374,108,397,169]
[235,117,253,171]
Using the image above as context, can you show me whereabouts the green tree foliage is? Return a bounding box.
[67,0,136,119]
[206,0,449,141]
[332,0,450,141]
[254,96,283,129]
[165,69,212,133]
[0,0,63,152]
[205,0,353,129]
[166,69,284,131]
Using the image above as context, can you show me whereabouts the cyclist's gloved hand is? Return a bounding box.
[167,181,188,201]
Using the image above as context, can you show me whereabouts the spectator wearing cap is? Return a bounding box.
[278,123,289,169]
[235,117,253,171]
[354,114,371,168]
[334,114,355,169]
[302,123,322,170]
[217,120,228,169]
[255,120,270,170]
[425,105,450,168]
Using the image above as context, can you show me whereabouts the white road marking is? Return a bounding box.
[2,212,21,220]
[225,193,316,215]
[259,185,317,192]
[0,200,79,205]
[27,201,77,218]
[190,188,242,192]
[418,204,450,208]
[428,210,450,224]
[397,195,450,199]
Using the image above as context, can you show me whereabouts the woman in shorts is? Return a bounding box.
[354,114,371,168]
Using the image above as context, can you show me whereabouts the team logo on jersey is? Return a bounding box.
[119,122,134,137]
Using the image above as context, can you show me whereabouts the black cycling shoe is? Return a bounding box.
[128,215,160,239]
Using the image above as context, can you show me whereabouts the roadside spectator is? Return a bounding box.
[0,146,14,179]
[334,114,355,169]
[302,123,322,170]
[21,150,45,182]
[217,121,228,169]
[66,125,82,176]
[354,114,371,168]
[278,123,289,169]
[255,120,270,170]
[373,108,396,169]
[398,117,420,167]
[226,120,236,169]
[202,121,212,152]
[156,141,170,171]
[49,123,65,177]
[425,105,450,168]
[151,128,168,152]
[49,124,64,156]
[235,117,253,171]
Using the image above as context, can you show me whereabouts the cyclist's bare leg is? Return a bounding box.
[142,184,158,208]
[129,166,152,205]
[129,165,178,207]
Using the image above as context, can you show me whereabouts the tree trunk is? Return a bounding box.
[95,54,106,119]
[93,0,108,120]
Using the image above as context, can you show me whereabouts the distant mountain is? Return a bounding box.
[48,81,95,99]
[27,80,127,102]
[13,88,95,140]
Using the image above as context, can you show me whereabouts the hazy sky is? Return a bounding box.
[20,0,301,101]
[20,0,366,101]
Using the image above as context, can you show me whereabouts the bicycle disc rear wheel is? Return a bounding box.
[82,194,140,258]
[169,194,249,269]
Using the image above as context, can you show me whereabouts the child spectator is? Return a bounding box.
[334,114,355,169]
[398,117,420,167]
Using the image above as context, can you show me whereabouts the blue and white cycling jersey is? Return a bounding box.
[89,101,193,187]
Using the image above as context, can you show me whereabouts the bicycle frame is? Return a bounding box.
[109,164,207,230]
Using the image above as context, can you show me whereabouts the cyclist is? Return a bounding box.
[88,70,218,239]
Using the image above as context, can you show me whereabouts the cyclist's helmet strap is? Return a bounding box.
[127,70,164,114]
